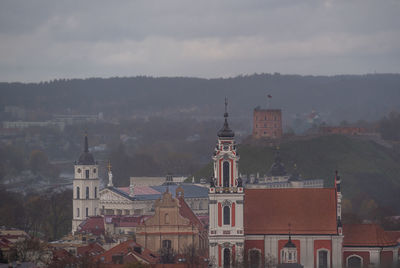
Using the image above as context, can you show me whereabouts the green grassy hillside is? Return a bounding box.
[194,135,400,213]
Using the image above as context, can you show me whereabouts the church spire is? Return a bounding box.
[77,132,95,165]
[217,97,234,138]
[84,131,89,153]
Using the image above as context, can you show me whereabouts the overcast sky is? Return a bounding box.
[0,0,399,82]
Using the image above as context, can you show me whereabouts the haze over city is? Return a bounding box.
[1,1,400,268]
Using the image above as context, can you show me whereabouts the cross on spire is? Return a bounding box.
[288,223,293,241]
[84,131,89,153]
[224,97,229,120]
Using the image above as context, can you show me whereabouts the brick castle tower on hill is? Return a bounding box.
[252,107,282,139]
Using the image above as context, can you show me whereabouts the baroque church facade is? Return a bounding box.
[208,103,343,267]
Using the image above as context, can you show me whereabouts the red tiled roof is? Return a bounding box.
[77,243,105,256]
[343,224,398,247]
[95,240,158,264]
[52,248,74,262]
[78,216,105,236]
[386,231,400,243]
[178,196,205,231]
[106,215,151,228]
[244,188,338,235]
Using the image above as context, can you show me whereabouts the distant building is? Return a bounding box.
[319,126,369,136]
[253,107,282,139]
[2,120,65,130]
[245,148,323,189]
[72,134,100,234]
[136,187,208,255]
[99,171,208,217]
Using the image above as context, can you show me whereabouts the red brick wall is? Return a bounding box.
[380,250,393,268]
[253,109,282,139]
[343,251,370,268]
[245,240,265,261]
[314,240,332,268]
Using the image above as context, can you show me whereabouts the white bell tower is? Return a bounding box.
[72,133,100,234]
[209,99,245,268]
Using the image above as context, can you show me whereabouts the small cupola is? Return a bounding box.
[281,230,297,264]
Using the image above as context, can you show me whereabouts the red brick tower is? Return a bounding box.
[252,107,282,139]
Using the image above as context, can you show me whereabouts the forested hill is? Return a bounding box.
[194,135,400,214]
[1,73,400,125]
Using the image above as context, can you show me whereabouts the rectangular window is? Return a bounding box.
[85,170,89,179]
[86,207,89,217]
[318,251,328,268]
[162,240,171,249]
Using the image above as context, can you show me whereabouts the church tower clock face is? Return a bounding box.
[208,99,244,267]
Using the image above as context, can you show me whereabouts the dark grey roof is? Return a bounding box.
[284,238,296,248]
[77,134,95,165]
[268,148,287,176]
[151,184,208,199]
[288,164,301,182]
[107,184,208,201]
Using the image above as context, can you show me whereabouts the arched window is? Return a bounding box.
[223,206,230,225]
[223,162,230,187]
[86,187,89,199]
[164,213,170,224]
[318,250,329,268]
[249,249,261,268]
[162,240,171,249]
[77,208,80,217]
[347,255,362,268]
[76,187,80,199]
[224,248,230,268]
[94,187,97,198]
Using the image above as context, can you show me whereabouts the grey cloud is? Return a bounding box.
[0,0,399,82]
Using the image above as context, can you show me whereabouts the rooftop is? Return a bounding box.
[343,224,398,247]
[244,188,337,235]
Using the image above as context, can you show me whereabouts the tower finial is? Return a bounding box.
[84,131,89,153]
[288,223,292,241]
[224,97,228,115]
[107,161,112,172]
[217,98,235,138]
